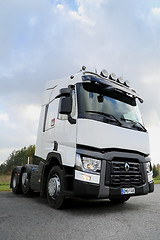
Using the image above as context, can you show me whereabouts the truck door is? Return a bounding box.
[42,97,59,158]
[55,88,77,167]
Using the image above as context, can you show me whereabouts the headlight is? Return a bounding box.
[146,162,152,173]
[145,161,153,183]
[82,157,101,172]
[75,154,101,173]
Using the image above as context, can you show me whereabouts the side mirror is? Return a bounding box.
[56,88,72,98]
[58,88,72,114]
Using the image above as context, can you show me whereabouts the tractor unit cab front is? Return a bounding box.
[11,66,154,209]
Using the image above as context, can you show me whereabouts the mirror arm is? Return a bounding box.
[68,114,76,124]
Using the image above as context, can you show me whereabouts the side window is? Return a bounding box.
[45,99,58,131]
[71,89,76,118]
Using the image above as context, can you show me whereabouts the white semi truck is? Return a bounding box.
[10,66,154,209]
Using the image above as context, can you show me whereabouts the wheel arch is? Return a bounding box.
[40,152,63,197]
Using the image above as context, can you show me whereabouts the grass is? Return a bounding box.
[0,184,11,191]
[0,175,11,191]
[154,176,160,184]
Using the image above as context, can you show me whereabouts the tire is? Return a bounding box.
[21,169,32,194]
[47,166,65,209]
[109,196,130,204]
[12,170,21,194]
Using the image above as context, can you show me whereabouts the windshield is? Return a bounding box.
[77,82,144,130]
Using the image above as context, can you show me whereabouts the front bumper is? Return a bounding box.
[74,175,154,198]
[73,152,154,199]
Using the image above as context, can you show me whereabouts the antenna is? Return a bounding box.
[94,63,97,73]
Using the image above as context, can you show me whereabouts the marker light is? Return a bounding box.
[109,73,117,81]
[70,75,74,79]
[100,69,109,78]
[82,65,86,71]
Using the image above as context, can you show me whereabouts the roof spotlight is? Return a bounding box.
[109,73,117,81]
[124,80,130,87]
[100,69,109,78]
[117,77,124,84]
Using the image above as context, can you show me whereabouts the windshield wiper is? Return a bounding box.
[86,111,122,126]
[120,118,147,132]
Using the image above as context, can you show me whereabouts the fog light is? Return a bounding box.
[82,174,91,181]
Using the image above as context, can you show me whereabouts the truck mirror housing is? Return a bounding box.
[60,88,71,96]
[57,88,72,98]
[59,95,72,114]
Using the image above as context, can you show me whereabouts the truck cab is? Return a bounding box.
[11,67,154,208]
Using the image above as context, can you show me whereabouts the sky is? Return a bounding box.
[0,0,160,165]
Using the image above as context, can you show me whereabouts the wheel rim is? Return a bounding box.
[48,175,61,199]
[12,174,17,188]
[22,172,28,187]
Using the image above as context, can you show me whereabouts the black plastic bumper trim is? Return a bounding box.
[73,180,99,198]
[149,181,154,193]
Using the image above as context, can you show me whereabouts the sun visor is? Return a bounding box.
[82,75,143,103]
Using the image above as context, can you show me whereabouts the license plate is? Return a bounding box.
[121,188,135,195]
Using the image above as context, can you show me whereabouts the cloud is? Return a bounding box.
[152,8,160,17]
[56,4,64,11]
[0,113,9,121]
[0,103,40,164]
[0,0,160,164]
[29,16,39,26]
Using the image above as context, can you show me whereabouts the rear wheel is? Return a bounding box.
[21,169,32,194]
[109,196,130,204]
[12,170,21,194]
[47,166,65,209]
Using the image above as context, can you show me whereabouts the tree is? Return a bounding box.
[0,145,40,175]
[153,164,159,178]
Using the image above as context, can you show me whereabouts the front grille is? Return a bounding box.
[112,162,140,174]
[106,159,143,187]
[111,174,142,186]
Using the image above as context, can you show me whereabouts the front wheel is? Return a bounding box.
[47,166,65,209]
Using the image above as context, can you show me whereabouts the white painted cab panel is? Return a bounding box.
[77,119,149,155]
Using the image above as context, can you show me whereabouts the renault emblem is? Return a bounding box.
[125,162,130,171]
